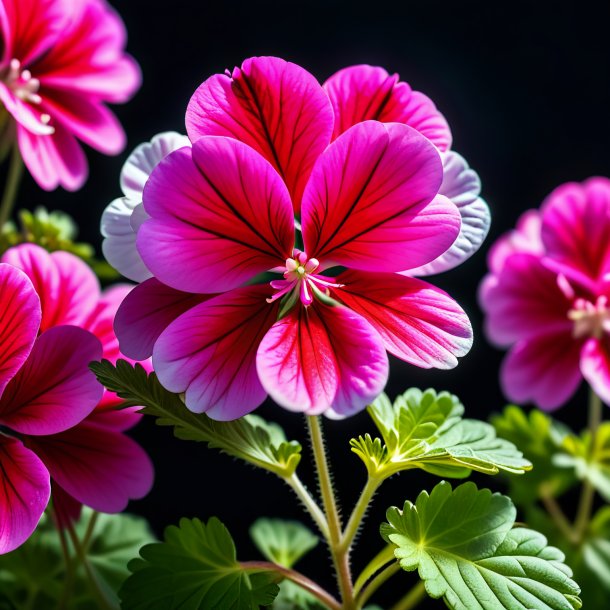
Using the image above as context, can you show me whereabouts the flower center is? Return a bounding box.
[267,249,342,311]
[568,296,610,339]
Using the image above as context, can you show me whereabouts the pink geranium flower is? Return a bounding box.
[0,0,140,190]
[114,58,474,420]
[0,244,154,538]
[480,177,610,409]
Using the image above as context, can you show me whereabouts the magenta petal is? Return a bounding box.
[257,304,388,417]
[115,278,207,361]
[139,139,294,293]
[26,420,153,514]
[480,253,573,347]
[541,178,610,284]
[336,270,472,369]
[301,121,460,273]
[501,331,583,410]
[51,482,82,530]
[581,338,610,406]
[0,327,103,435]
[2,244,100,332]
[186,56,333,210]
[0,264,40,397]
[0,436,50,554]
[323,65,452,150]
[153,285,278,420]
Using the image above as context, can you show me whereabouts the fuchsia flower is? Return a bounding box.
[480,177,610,409]
[0,0,140,190]
[0,244,153,552]
[114,57,476,420]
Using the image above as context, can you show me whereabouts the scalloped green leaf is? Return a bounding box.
[120,517,280,610]
[381,481,581,610]
[352,389,531,479]
[90,360,301,478]
[250,519,318,569]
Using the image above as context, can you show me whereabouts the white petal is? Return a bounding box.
[130,202,150,233]
[120,131,191,201]
[101,197,152,282]
[410,150,490,276]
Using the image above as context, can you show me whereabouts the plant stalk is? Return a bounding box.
[285,473,330,539]
[340,475,382,552]
[389,581,427,610]
[356,562,400,607]
[0,144,23,229]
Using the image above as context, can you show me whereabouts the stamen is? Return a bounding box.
[568,295,610,339]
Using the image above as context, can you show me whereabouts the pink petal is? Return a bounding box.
[17,122,87,191]
[257,303,388,417]
[0,326,103,436]
[0,264,40,397]
[153,285,278,420]
[139,138,294,293]
[26,418,154,514]
[115,278,207,361]
[2,244,100,332]
[0,436,50,554]
[409,151,490,276]
[0,83,54,136]
[480,253,573,347]
[186,56,333,211]
[335,270,472,369]
[541,178,610,285]
[581,338,610,406]
[301,121,460,273]
[51,482,82,530]
[86,407,142,431]
[323,64,452,150]
[501,331,582,410]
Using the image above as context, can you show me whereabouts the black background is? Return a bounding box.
[17,1,610,607]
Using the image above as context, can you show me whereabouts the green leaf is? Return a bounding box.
[381,481,581,610]
[491,406,577,503]
[250,519,318,568]
[271,580,328,609]
[90,360,302,478]
[352,389,531,479]
[120,517,280,610]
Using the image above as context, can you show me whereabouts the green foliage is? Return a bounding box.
[250,519,318,568]
[271,581,329,610]
[120,517,280,610]
[0,509,154,609]
[90,359,302,478]
[381,481,581,610]
[351,389,531,480]
[491,406,577,503]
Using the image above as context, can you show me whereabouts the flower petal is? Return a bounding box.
[301,121,460,272]
[0,264,40,397]
[0,326,103,435]
[0,83,54,136]
[153,285,278,420]
[257,304,388,417]
[581,338,610,406]
[25,418,153,514]
[408,151,490,276]
[0,436,50,554]
[115,278,207,361]
[501,331,582,411]
[139,137,294,293]
[51,482,82,530]
[323,64,452,150]
[186,56,333,211]
[335,270,472,369]
[479,252,573,347]
[2,244,100,332]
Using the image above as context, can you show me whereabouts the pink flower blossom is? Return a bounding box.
[480,177,610,409]
[114,57,474,420]
[0,244,153,544]
[0,0,140,190]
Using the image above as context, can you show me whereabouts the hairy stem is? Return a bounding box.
[356,562,400,607]
[340,475,382,553]
[285,473,330,539]
[0,144,23,229]
[307,415,355,609]
[240,561,342,610]
[389,581,427,610]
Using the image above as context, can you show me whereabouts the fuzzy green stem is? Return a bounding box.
[306,415,355,609]
[239,561,341,610]
[356,562,400,607]
[285,474,330,539]
[340,476,382,553]
[575,388,603,540]
[0,144,23,229]
[389,581,427,610]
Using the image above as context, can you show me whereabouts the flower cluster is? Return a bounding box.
[480,177,610,409]
[102,57,488,420]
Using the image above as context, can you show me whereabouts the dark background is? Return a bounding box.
[18,1,610,607]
